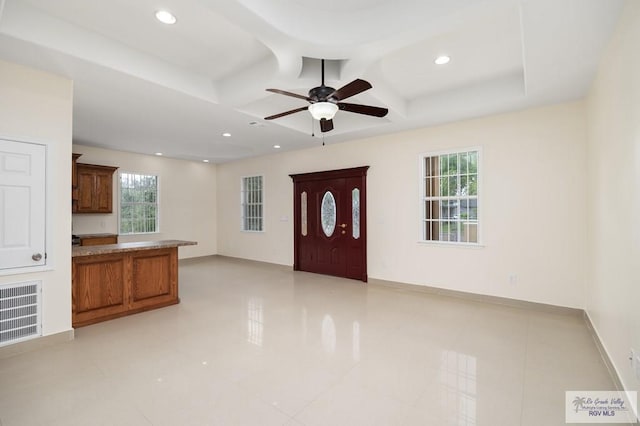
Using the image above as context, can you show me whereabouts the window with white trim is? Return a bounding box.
[241,175,263,231]
[119,172,158,234]
[421,149,479,244]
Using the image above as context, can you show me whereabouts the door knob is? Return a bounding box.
[339,223,347,228]
[32,253,42,261]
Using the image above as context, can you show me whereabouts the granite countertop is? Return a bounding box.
[75,233,119,238]
[72,240,197,257]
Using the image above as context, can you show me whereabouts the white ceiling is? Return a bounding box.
[0,0,624,162]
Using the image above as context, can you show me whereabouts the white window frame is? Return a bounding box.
[419,147,482,246]
[241,175,264,232]
[118,171,160,235]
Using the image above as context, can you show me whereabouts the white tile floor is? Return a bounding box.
[0,256,623,425]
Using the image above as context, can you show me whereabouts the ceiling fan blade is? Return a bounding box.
[329,79,372,101]
[264,106,309,120]
[320,118,334,133]
[338,102,388,117]
[266,88,311,101]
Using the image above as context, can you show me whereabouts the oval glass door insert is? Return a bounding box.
[321,191,337,237]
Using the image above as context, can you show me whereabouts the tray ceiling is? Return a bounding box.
[0,0,624,162]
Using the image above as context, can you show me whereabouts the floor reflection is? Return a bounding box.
[321,314,336,354]
[352,321,360,361]
[247,298,264,346]
[301,307,308,344]
[440,350,477,425]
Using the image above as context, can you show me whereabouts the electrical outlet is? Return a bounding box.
[509,274,518,285]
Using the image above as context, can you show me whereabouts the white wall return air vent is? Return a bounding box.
[0,281,42,347]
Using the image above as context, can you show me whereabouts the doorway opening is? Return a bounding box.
[290,166,368,282]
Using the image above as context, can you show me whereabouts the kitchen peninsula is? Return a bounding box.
[72,240,196,327]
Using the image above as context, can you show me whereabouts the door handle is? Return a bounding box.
[339,223,347,228]
[32,253,43,261]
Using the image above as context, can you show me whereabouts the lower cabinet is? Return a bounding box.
[130,249,177,310]
[72,248,178,327]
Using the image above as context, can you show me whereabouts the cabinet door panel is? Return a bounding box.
[95,171,113,212]
[130,248,177,309]
[76,171,95,211]
[72,254,128,326]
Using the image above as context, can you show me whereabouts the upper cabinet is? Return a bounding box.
[75,163,118,214]
[72,153,82,210]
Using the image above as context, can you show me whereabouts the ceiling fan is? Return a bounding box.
[264,59,388,133]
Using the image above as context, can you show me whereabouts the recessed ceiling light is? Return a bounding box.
[155,152,163,156]
[222,132,231,137]
[155,10,177,25]
[203,159,210,163]
[435,55,451,65]
[273,145,281,149]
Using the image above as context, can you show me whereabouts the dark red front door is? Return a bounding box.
[290,167,368,282]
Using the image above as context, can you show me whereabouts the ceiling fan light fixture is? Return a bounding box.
[308,102,338,121]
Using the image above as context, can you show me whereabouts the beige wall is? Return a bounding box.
[0,60,73,336]
[218,101,588,308]
[72,145,217,259]
[586,0,639,395]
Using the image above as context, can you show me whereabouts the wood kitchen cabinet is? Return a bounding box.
[72,252,129,326]
[72,153,82,212]
[76,163,118,213]
[72,247,178,327]
[129,248,177,311]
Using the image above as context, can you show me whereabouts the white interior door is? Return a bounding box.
[0,139,46,270]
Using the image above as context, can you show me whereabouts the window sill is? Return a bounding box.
[119,231,160,236]
[417,241,485,249]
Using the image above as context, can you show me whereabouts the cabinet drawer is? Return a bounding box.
[80,236,118,246]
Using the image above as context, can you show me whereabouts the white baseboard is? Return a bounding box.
[0,329,74,360]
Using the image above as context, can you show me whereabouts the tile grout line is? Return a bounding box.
[288,358,362,422]
[519,312,531,426]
